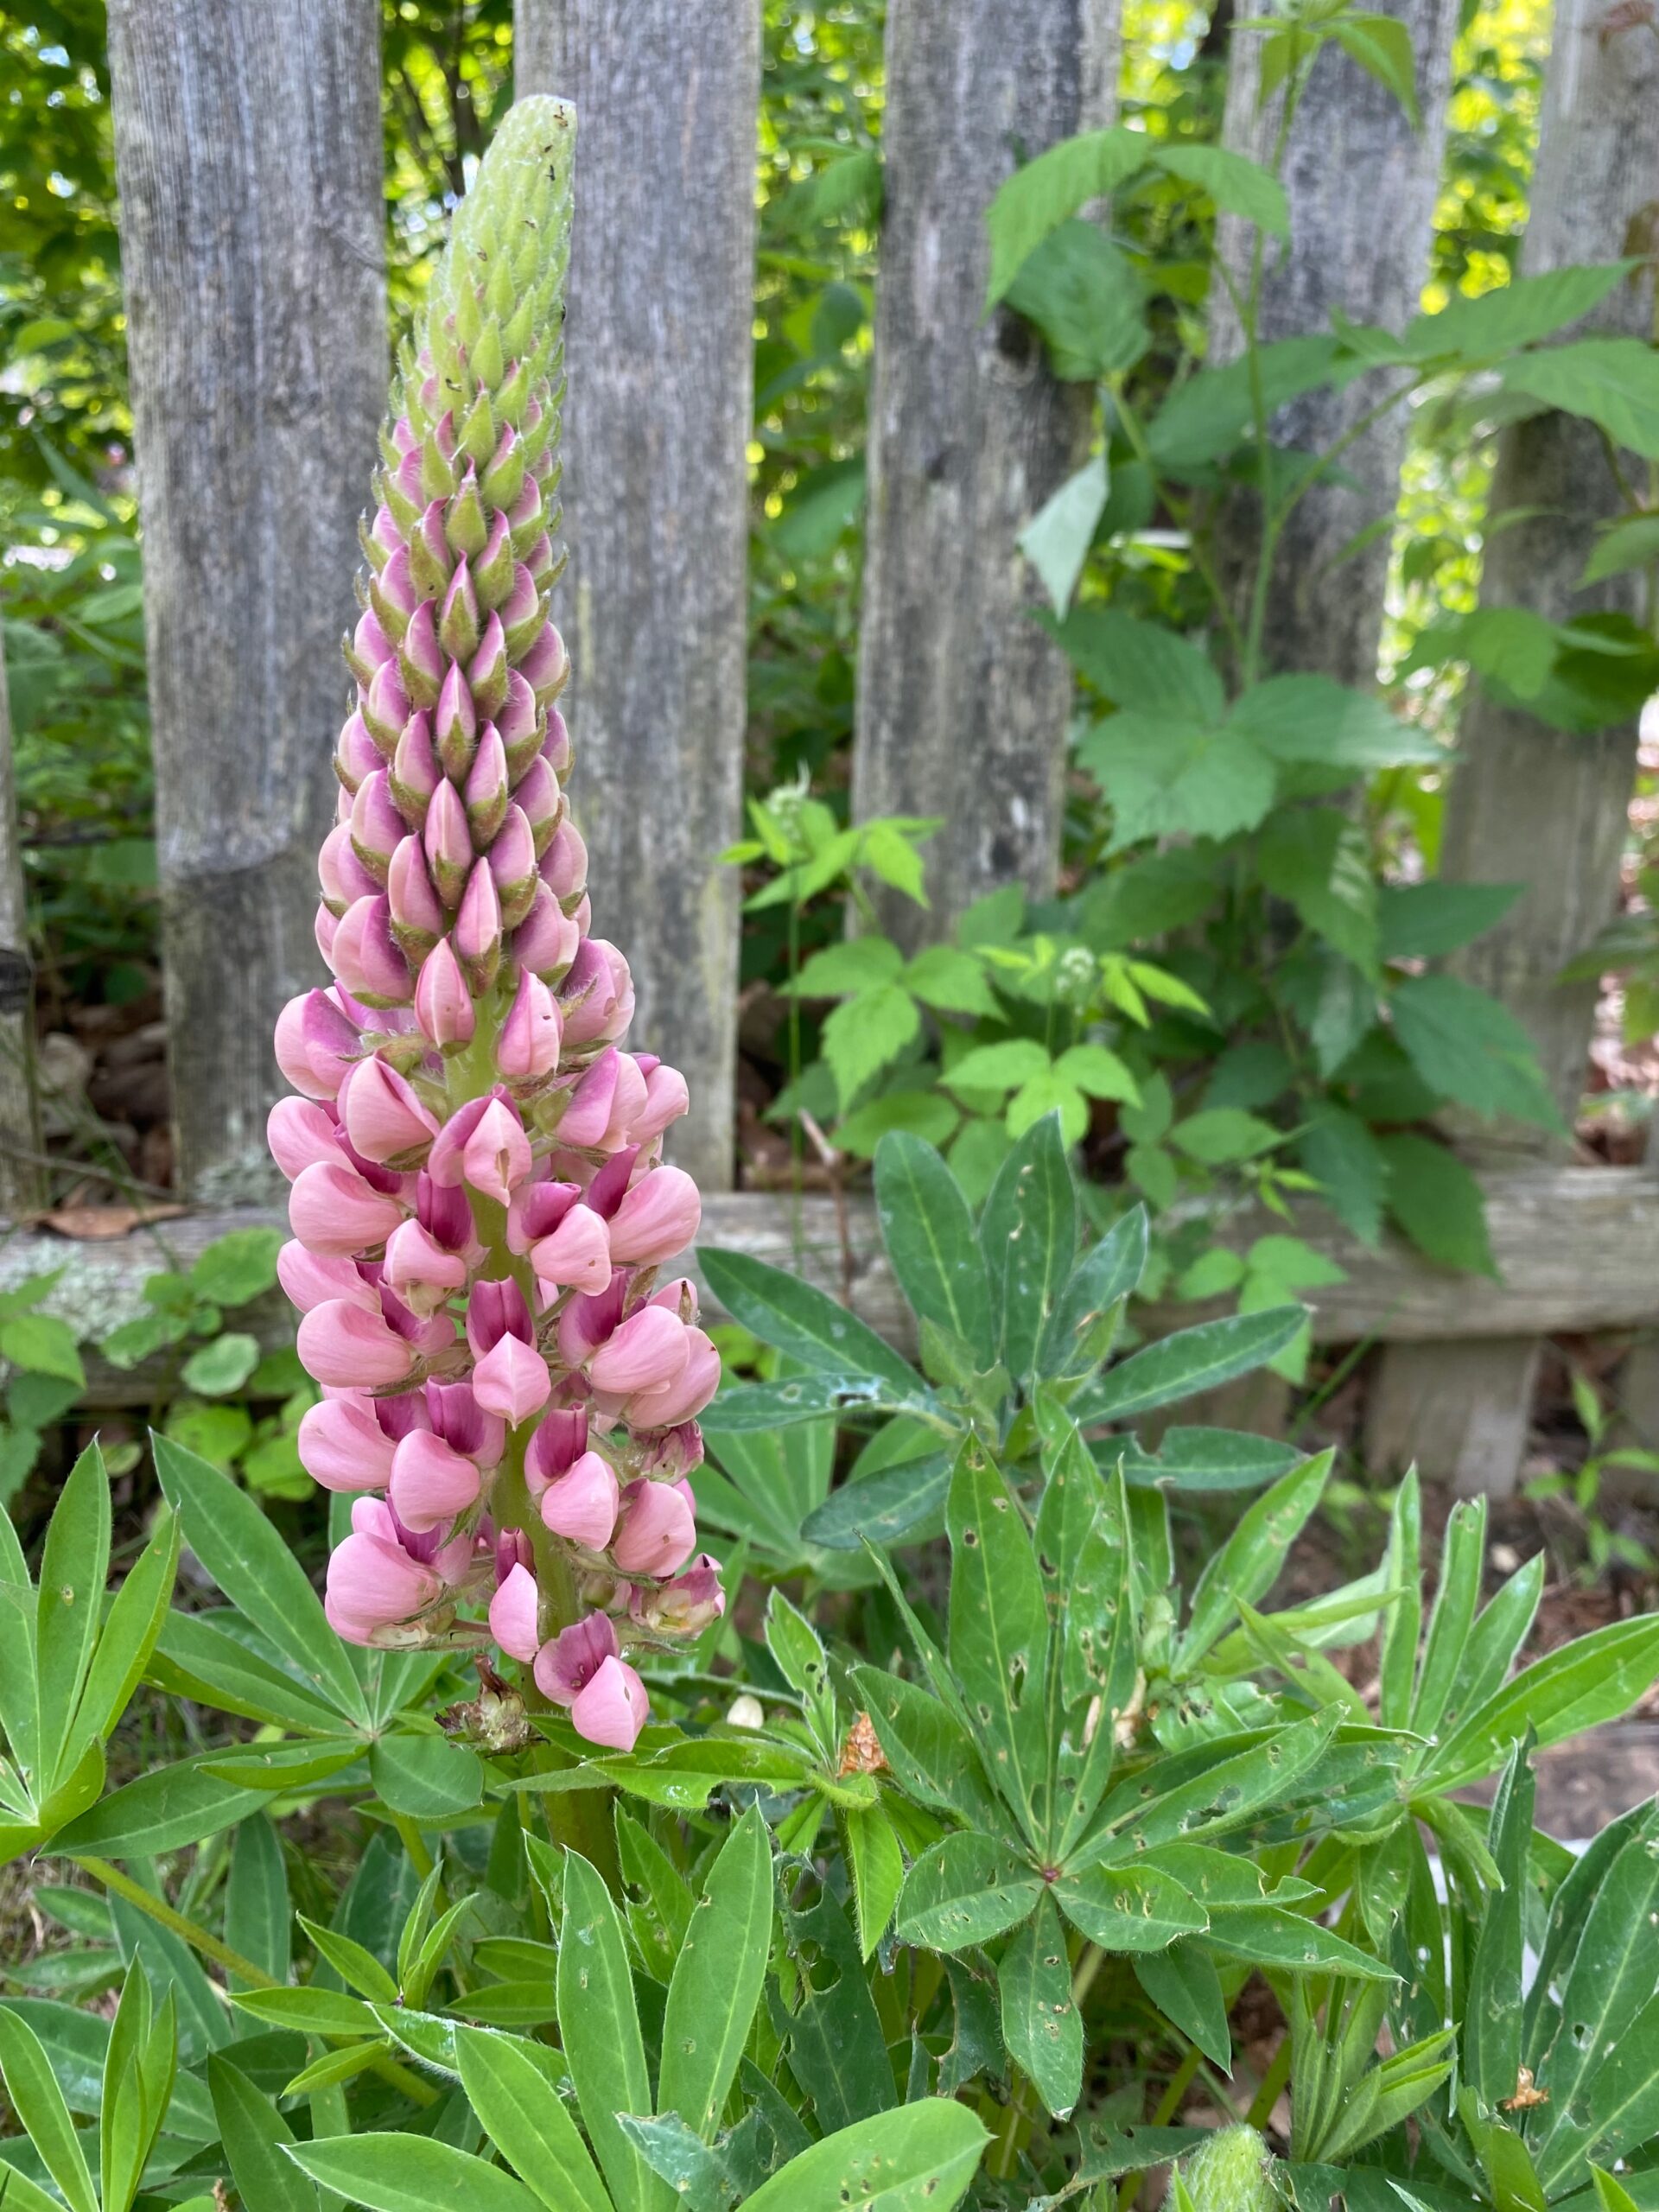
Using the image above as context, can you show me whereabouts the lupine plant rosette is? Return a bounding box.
[268,98,722,1754]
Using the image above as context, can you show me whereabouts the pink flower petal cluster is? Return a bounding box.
[268,104,722,1755]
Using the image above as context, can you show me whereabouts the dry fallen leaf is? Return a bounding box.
[32,1203,190,1240]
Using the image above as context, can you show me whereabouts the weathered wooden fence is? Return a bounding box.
[2,0,1657,1496]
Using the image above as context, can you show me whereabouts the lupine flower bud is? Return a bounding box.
[298,1298,420,1388]
[386,836,447,956]
[496,968,562,1082]
[462,1096,532,1205]
[539,1450,620,1549]
[512,883,581,980]
[275,97,721,1745]
[298,1393,400,1492]
[631,1554,726,1636]
[516,756,560,857]
[289,1160,404,1255]
[398,599,444,709]
[268,1096,342,1179]
[455,861,503,993]
[613,1478,697,1578]
[464,726,511,844]
[391,711,441,823]
[413,938,475,1048]
[334,709,382,792]
[606,1166,701,1266]
[473,1333,551,1425]
[330,895,411,1007]
[490,1561,541,1662]
[276,1243,378,1314]
[435,661,477,780]
[340,1053,439,1166]
[321,822,382,914]
[389,1429,483,1533]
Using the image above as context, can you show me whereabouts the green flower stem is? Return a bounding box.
[72,1853,440,2107]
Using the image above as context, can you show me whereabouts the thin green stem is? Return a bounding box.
[1246,2031,1293,2133]
[72,1853,440,2107]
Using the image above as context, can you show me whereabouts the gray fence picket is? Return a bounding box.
[1369,0,1659,1494]
[105,0,387,1202]
[851,0,1120,945]
[513,1,761,1191]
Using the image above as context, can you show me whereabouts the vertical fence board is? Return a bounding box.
[851,0,1116,944]
[1367,0,1659,1495]
[1212,0,1460,686]
[106,0,386,1204]
[0,648,43,1216]
[513,2,760,1192]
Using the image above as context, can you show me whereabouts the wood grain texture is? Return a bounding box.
[1363,1336,1542,1497]
[1211,0,1460,684]
[851,0,1117,943]
[513,0,760,1191]
[106,0,387,1204]
[0,645,43,1214]
[1438,0,1659,1132]
[10,1166,1659,1402]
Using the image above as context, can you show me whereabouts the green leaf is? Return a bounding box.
[1155,143,1288,232]
[1054,1043,1141,1104]
[153,1434,368,1726]
[979,1110,1077,1382]
[226,1816,291,1988]
[947,1437,1051,1845]
[1077,1306,1307,1423]
[821,986,921,1107]
[1297,1108,1389,1247]
[1178,1453,1332,1669]
[786,938,904,998]
[1406,264,1630,360]
[1169,1108,1283,1166]
[1332,14,1420,123]
[181,1333,262,1397]
[55,1749,269,1858]
[1465,1741,1534,2113]
[1202,1907,1395,1978]
[984,125,1153,302]
[874,1132,994,1365]
[1580,512,1659,587]
[0,1315,85,1389]
[1116,1427,1300,1495]
[1020,453,1110,611]
[149,1611,347,1736]
[946,1039,1051,1094]
[1047,606,1226,720]
[0,2007,98,2212]
[1008,230,1149,384]
[697,1249,925,1398]
[1229,675,1442,772]
[1501,336,1659,458]
[742,2103,988,2212]
[901,946,999,1019]
[659,1804,772,2141]
[834,1089,960,1158]
[842,1806,906,1962]
[1377,880,1523,959]
[557,1849,662,2212]
[287,2136,542,2212]
[1426,1616,1659,1791]
[1257,808,1378,973]
[850,1665,1004,1831]
[454,2026,610,2212]
[1084,1712,1341,1863]
[1007,1069,1089,1145]
[368,1734,482,1820]
[1000,1892,1083,2120]
[1039,1207,1148,1377]
[1389,974,1562,1130]
[1081,712,1277,850]
[699,1373,937,1433]
[1377,1133,1497,1276]
[1146,337,1341,472]
[1134,1943,1231,2069]
[35,1445,111,1797]
[208,2055,317,2212]
[189,1229,283,1308]
[894,1829,1042,1950]
[1052,1863,1207,1951]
